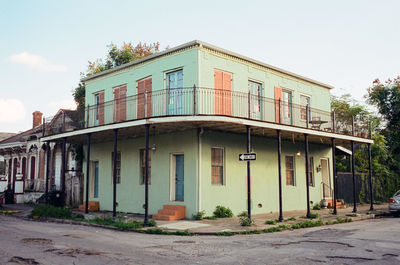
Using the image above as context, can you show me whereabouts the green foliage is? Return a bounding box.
[264,227,282,233]
[345,213,357,217]
[237,211,248,217]
[203,216,217,220]
[145,228,192,236]
[87,216,142,230]
[239,216,253,226]
[144,219,156,227]
[285,216,296,221]
[265,219,277,225]
[278,224,291,229]
[29,205,72,219]
[312,203,321,210]
[291,219,324,229]
[213,206,233,218]
[192,211,205,220]
[301,212,319,219]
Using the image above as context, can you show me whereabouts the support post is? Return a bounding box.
[113,129,118,217]
[277,130,283,222]
[45,143,51,203]
[61,138,67,198]
[246,126,251,218]
[85,133,91,214]
[332,138,337,215]
[368,143,374,211]
[144,124,150,225]
[351,141,357,213]
[305,134,311,218]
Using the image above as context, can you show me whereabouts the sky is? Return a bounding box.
[0,0,399,133]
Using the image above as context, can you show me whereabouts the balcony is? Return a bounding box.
[43,87,371,139]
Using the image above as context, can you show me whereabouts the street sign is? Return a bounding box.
[239,153,256,161]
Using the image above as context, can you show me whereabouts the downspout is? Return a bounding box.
[197,127,204,212]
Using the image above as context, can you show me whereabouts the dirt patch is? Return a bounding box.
[9,256,40,264]
[44,248,103,257]
[20,238,53,245]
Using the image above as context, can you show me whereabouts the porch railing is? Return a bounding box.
[43,87,372,139]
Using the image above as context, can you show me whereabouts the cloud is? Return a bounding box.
[48,99,77,115]
[0,98,26,123]
[9,52,67,72]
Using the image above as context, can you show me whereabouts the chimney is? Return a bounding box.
[32,111,43,128]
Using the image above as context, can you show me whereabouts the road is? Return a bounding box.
[0,215,399,265]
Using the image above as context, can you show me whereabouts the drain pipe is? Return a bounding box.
[198,127,204,212]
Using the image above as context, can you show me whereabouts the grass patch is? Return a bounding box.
[278,224,291,229]
[87,216,142,230]
[237,211,248,217]
[301,212,319,219]
[29,205,72,219]
[213,206,233,218]
[345,213,358,217]
[265,219,277,225]
[203,216,217,220]
[145,228,193,236]
[291,219,324,229]
[285,216,296,221]
[264,227,282,233]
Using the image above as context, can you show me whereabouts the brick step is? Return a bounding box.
[77,201,100,212]
[153,205,186,221]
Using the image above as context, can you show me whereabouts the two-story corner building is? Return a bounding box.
[41,40,373,221]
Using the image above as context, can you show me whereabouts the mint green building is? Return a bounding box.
[42,41,373,221]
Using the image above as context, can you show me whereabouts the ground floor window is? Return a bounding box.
[140,149,151,185]
[111,151,121,184]
[211,147,224,185]
[285,155,295,186]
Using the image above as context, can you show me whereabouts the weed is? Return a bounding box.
[285,216,296,221]
[144,219,156,227]
[312,203,321,210]
[213,206,233,218]
[203,216,217,220]
[278,224,290,230]
[291,219,323,229]
[265,219,277,225]
[239,216,253,226]
[192,211,205,220]
[237,211,248,217]
[301,212,319,219]
[264,227,282,233]
[345,213,358,217]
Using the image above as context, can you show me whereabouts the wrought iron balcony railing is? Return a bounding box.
[43,87,372,139]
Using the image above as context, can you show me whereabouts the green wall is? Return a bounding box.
[200,130,333,216]
[83,129,198,217]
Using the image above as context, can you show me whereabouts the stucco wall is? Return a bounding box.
[200,130,333,216]
[83,129,198,217]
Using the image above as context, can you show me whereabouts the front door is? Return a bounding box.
[166,70,183,115]
[93,161,99,198]
[175,155,184,201]
[321,158,331,198]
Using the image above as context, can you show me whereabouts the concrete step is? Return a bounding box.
[153,205,186,221]
[77,201,100,212]
[152,214,176,221]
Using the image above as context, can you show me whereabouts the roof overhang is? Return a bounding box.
[336,145,352,156]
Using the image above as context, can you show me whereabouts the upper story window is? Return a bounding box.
[300,95,311,121]
[285,155,295,186]
[282,90,292,125]
[211,147,224,185]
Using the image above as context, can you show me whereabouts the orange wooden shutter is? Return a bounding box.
[222,72,232,115]
[114,87,120,122]
[214,70,223,115]
[98,91,104,125]
[137,80,145,119]
[119,85,127,121]
[145,78,152,117]
[274,86,282,123]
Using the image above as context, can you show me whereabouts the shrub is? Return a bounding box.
[239,216,253,226]
[285,216,296,221]
[237,211,248,217]
[312,203,321,210]
[213,206,233,218]
[144,219,156,227]
[265,219,277,225]
[192,211,205,220]
[29,205,72,219]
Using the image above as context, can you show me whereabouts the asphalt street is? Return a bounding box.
[0,215,399,265]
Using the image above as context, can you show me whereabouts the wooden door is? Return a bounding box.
[321,158,331,198]
[97,91,105,125]
[214,70,232,115]
[137,77,152,119]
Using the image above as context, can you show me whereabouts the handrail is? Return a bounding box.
[43,87,372,139]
